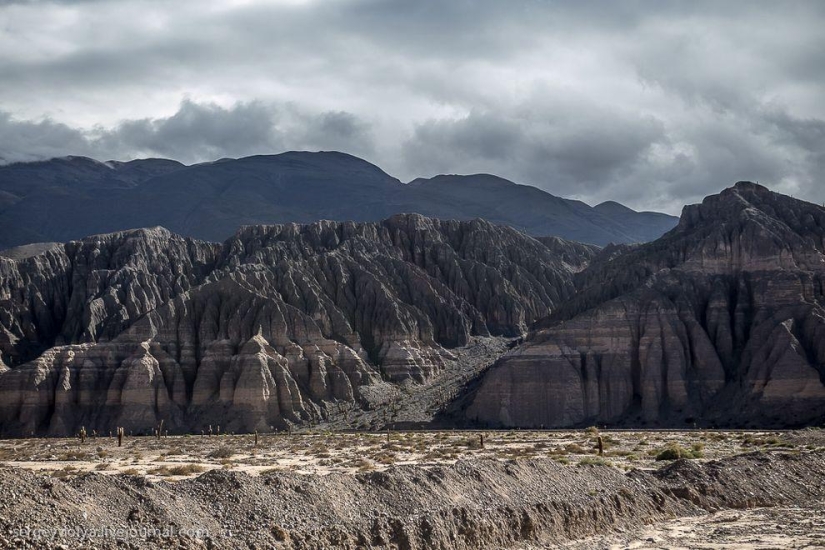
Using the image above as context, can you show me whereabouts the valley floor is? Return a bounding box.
[1,428,822,478]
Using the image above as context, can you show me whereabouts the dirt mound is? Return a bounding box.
[1,452,823,549]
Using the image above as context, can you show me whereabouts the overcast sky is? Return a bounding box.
[1,0,823,213]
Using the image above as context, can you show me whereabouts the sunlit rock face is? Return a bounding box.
[0,214,586,435]
[466,183,825,428]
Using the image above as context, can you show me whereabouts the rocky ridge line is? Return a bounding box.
[465,182,825,428]
[0,215,586,436]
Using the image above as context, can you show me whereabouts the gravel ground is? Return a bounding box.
[563,502,825,549]
[1,450,824,549]
[324,336,512,430]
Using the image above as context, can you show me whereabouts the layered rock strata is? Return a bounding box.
[466,182,825,428]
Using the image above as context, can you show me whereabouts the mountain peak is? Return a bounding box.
[243,150,387,168]
[732,180,769,192]
[594,200,636,215]
[649,181,825,275]
[679,181,823,233]
[468,183,825,431]
[75,225,176,245]
[408,173,518,188]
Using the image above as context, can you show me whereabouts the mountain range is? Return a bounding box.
[1,180,822,435]
[0,152,677,250]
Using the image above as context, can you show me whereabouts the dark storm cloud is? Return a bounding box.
[0,100,375,165]
[0,0,823,212]
[0,112,92,163]
[299,111,375,156]
[403,103,665,198]
[105,100,283,162]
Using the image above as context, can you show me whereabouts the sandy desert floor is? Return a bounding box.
[0,428,822,480]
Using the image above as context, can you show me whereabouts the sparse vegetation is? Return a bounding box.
[579,457,609,467]
[208,446,234,459]
[655,444,703,461]
[148,464,205,476]
[51,465,78,479]
[354,458,375,472]
[0,429,817,480]
[59,450,89,461]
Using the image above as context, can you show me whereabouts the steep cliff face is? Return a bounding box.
[0,227,221,366]
[466,182,825,428]
[0,215,584,435]
[0,278,379,435]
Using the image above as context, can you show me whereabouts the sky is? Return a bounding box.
[0,0,823,214]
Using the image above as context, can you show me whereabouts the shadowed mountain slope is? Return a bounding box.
[0,152,677,249]
[405,174,676,245]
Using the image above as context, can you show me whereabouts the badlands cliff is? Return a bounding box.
[0,215,584,436]
[1,183,824,435]
[465,182,825,428]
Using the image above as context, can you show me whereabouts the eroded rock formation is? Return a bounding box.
[0,214,584,435]
[5,182,822,434]
[466,182,825,428]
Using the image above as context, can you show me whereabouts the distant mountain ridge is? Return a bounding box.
[0,151,677,249]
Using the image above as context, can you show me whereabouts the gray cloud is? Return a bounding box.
[402,101,666,198]
[0,0,823,213]
[0,100,375,165]
[104,100,282,161]
[0,112,92,163]
[298,111,375,156]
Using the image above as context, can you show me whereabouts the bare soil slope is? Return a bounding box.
[1,445,823,549]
